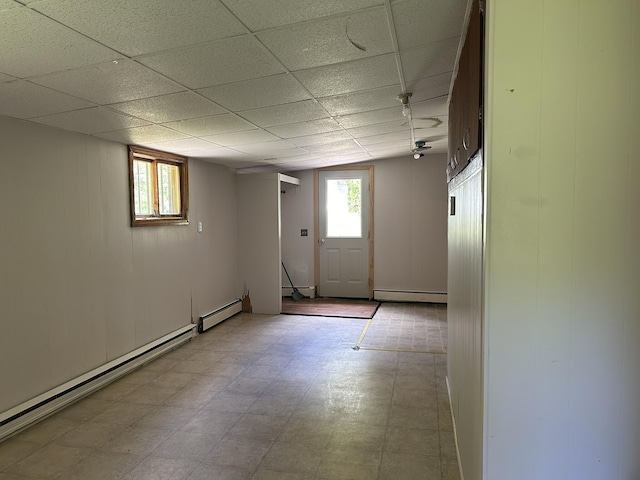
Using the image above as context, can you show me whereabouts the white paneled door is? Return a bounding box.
[318,169,371,298]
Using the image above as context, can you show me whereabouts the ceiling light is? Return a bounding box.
[413,152,424,159]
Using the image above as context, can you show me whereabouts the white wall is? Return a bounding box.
[279,155,449,295]
[483,1,640,479]
[0,116,238,414]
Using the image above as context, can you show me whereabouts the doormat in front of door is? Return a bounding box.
[281,297,380,319]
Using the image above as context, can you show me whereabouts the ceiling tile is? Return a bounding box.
[321,152,372,166]
[391,0,467,51]
[221,0,382,31]
[250,147,310,159]
[184,146,255,160]
[31,59,184,104]
[240,100,329,128]
[336,106,404,129]
[288,130,353,147]
[197,74,311,112]
[294,54,399,97]
[406,72,453,103]
[0,7,122,78]
[0,72,16,82]
[202,129,280,146]
[231,140,296,154]
[0,1,19,12]
[0,80,95,118]
[137,36,286,89]
[363,140,410,153]
[411,97,449,118]
[108,92,226,123]
[266,118,342,138]
[144,138,218,154]
[412,125,449,143]
[367,146,411,159]
[164,114,256,136]
[257,7,393,71]
[318,85,402,116]
[401,38,460,83]
[347,120,407,137]
[304,139,365,155]
[31,0,246,57]
[32,107,149,134]
[95,125,189,144]
[357,130,410,146]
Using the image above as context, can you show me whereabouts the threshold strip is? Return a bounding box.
[356,346,447,354]
[351,317,374,350]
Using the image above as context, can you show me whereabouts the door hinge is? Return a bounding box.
[479,105,483,122]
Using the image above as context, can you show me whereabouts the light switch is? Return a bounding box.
[197,221,203,233]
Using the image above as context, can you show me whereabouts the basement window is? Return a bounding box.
[129,146,189,227]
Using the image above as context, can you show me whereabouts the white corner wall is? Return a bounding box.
[484,1,640,479]
[236,173,282,314]
[0,116,239,414]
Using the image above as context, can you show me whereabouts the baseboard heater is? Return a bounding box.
[373,289,448,303]
[198,299,242,333]
[0,324,196,444]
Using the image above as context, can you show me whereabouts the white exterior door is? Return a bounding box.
[318,169,371,298]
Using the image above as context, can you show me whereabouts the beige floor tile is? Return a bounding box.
[203,436,272,470]
[120,384,180,405]
[180,410,241,435]
[91,401,155,425]
[246,394,301,417]
[89,379,141,401]
[202,392,260,413]
[135,405,199,429]
[150,371,198,389]
[251,468,313,480]
[186,463,252,480]
[389,405,439,430]
[62,451,142,480]
[151,430,223,460]
[53,421,126,449]
[227,414,288,441]
[121,456,195,480]
[12,416,80,445]
[8,443,92,479]
[0,437,41,471]
[224,377,273,396]
[99,425,170,456]
[378,452,442,480]
[259,441,323,475]
[277,417,335,448]
[57,398,117,422]
[384,425,440,457]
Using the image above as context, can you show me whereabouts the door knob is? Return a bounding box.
[320,238,325,244]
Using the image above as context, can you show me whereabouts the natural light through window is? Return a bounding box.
[129,146,188,227]
[326,178,362,237]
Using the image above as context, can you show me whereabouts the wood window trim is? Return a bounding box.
[128,146,189,227]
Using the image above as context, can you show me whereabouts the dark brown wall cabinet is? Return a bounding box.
[448,0,483,181]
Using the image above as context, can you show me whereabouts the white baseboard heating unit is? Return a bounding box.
[0,324,196,444]
[198,299,242,333]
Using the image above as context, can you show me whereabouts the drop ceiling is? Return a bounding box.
[0,0,467,172]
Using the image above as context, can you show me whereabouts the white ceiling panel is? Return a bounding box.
[144,138,218,154]
[202,130,280,147]
[391,0,467,51]
[137,36,286,90]
[32,107,149,135]
[336,106,404,129]
[304,139,365,155]
[108,92,226,123]
[406,72,453,103]
[184,147,255,160]
[197,74,311,112]
[288,130,353,147]
[31,0,246,57]
[0,72,16,82]
[368,146,412,158]
[164,114,256,137]
[347,120,409,137]
[294,54,400,97]
[0,0,19,12]
[358,130,411,146]
[231,140,296,154]
[401,38,461,83]
[221,0,382,31]
[31,59,183,104]
[240,100,329,128]
[411,97,450,118]
[0,80,94,119]
[257,8,393,71]
[319,85,402,116]
[96,125,189,144]
[0,7,122,78]
[265,118,343,138]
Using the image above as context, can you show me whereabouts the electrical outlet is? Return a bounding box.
[301,229,308,237]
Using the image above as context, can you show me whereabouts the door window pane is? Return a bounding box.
[326,178,362,237]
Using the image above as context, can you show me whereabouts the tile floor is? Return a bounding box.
[0,303,458,480]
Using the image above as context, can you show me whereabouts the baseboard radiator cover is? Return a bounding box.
[373,289,447,303]
[198,299,242,333]
[281,286,316,299]
[0,324,196,444]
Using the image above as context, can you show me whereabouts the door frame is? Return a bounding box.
[314,165,374,299]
